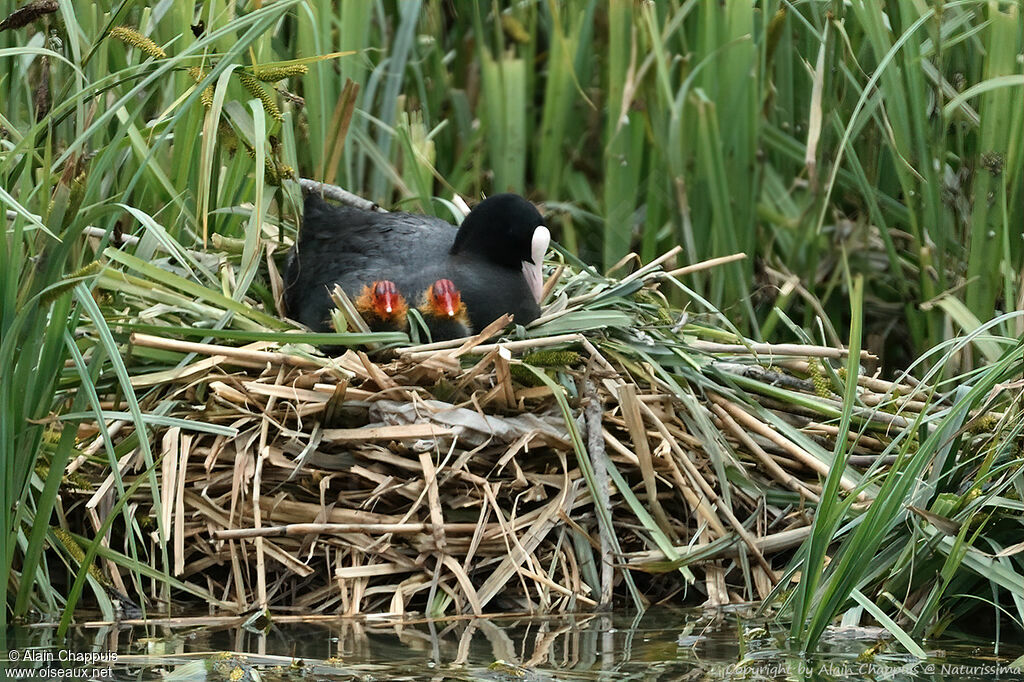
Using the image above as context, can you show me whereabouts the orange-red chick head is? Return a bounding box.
[355,280,408,329]
[422,279,466,319]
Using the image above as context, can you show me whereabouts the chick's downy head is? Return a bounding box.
[423,279,465,319]
[356,280,408,329]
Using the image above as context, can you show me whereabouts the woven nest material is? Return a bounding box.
[65,233,943,618]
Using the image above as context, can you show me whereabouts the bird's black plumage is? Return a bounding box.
[284,195,452,332]
[284,193,548,337]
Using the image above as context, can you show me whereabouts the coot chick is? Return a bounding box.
[354,280,408,332]
[416,279,471,341]
[284,192,549,334]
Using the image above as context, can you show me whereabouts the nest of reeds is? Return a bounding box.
[67,210,938,618]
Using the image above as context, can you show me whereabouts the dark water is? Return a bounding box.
[4,608,1023,681]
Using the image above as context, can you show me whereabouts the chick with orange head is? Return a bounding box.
[353,280,409,332]
[417,279,471,341]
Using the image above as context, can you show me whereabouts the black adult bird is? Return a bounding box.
[284,192,549,339]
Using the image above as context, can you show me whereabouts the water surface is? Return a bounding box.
[5,607,1023,680]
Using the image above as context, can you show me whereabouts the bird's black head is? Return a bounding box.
[450,193,545,269]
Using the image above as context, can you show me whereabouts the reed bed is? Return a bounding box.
[4,1,1022,651]
[60,236,957,619]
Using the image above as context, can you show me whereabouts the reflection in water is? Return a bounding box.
[5,607,1024,681]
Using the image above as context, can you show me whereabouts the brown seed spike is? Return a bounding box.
[33,55,50,122]
[0,0,59,32]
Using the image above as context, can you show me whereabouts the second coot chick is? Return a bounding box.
[416,278,471,341]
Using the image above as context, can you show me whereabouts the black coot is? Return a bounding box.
[284,193,549,338]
